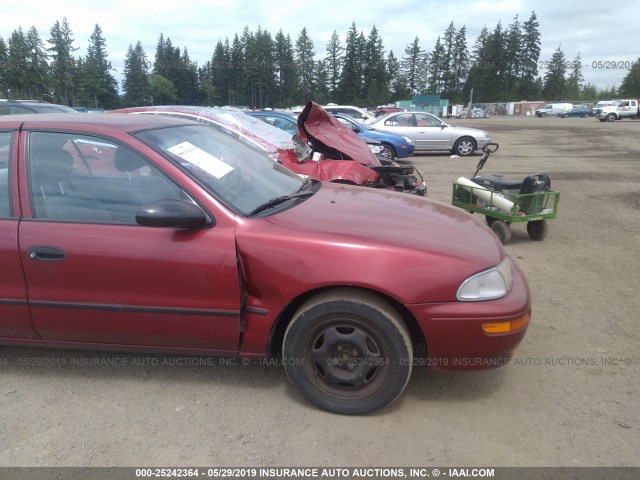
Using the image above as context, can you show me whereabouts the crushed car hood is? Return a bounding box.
[297,101,380,167]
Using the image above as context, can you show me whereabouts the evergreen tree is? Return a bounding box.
[485,22,508,100]
[618,57,640,97]
[427,36,444,95]
[451,26,469,102]
[504,15,522,99]
[47,18,78,105]
[311,60,330,104]
[519,11,542,99]
[208,39,230,105]
[565,52,584,100]
[7,28,29,98]
[463,26,489,102]
[440,22,457,96]
[542,45,567,100]
[362,26,388,106]
[122,41,151,106]
[387,50,409,101]
[325,30,343,100]
[26,26,50,100]
[228,34,244,105]
[83,24,119,108]
[274,31,297,107]
[0,38,7,96]
[295,27,315,103]
[338,22,364,104]
[403,36,426,96]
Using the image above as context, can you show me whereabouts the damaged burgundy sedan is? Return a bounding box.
[0,114,530,415]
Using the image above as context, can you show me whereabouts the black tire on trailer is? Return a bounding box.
[490,220,512,244]
[527,220,548,241]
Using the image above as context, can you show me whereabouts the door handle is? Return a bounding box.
[28,246,66,261]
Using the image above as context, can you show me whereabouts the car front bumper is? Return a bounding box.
[476,137,493,150]
[406,257,531,370]
[396,143,416,158]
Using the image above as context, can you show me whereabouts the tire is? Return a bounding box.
[605,114,616,122]
[490,220,512,244]
[453,137,476,157]
[282,289,413,415]
[527,220,548,241]
[380,143,396,161]
[540,113,546,117]
[485,215,497,225]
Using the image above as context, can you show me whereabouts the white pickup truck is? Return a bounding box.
[594,99,640,121]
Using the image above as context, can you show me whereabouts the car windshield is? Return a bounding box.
[135,125,305,216]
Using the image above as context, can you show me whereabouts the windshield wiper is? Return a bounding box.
[248,190,314,217]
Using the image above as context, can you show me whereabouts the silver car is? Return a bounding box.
[370,111,492,156]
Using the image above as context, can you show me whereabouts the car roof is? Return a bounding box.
[0,112,197,134]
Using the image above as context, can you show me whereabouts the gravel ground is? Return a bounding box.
[0,115,638,468]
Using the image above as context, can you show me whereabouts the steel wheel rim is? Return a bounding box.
[301,318,392,400]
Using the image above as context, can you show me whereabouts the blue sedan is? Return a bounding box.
[558,107,594,118]
[245,111,298,135]
[332,113,415,160]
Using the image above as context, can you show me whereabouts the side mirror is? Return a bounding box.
[135,199,209,228]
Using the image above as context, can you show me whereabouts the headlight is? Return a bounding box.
[457,257,512,301]
[402,136,413,144]
[367,144,384,154]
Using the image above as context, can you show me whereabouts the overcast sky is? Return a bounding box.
[2,0,638,97]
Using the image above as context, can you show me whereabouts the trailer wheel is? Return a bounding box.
[490,220,511,244]
[527,220,548,241]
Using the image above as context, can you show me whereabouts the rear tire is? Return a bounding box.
[282,289,413,415]
[527,220,548,241]
[490,220,512,244]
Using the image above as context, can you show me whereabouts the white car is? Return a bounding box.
[323,104,377,124]
[370,111,492,156]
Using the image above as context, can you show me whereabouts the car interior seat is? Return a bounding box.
[30,148,112,222]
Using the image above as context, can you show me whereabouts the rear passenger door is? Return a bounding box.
[18,130,241,351]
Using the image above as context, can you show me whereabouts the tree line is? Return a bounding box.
[1,14,638,110]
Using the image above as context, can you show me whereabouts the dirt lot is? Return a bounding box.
[1,116,638,468]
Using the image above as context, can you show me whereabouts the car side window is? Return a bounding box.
[28,132,184,225]
[385,114,415,126]
[415,114,441,127]
[0,132,12,217]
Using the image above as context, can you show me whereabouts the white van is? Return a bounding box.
[535,103,573,117]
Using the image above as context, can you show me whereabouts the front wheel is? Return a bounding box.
[283,289,413,415]
[605,113,616,122]
[453,137,476,157]
[380,143,396,161]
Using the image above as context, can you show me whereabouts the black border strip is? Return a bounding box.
[247,307,268,316]
[0,298,28,306]
[29,301,240,317]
